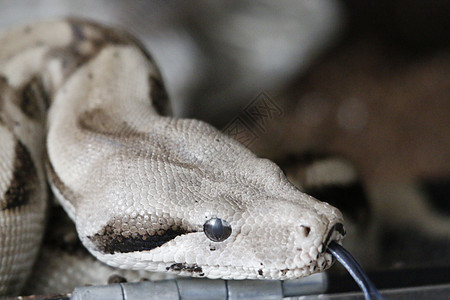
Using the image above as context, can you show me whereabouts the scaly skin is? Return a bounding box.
[0,19,344,295]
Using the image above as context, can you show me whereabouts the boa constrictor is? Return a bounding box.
[0,19,344,295]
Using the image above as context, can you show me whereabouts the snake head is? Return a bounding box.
[71,119,345,279]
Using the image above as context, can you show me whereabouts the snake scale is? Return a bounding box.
[0,19,345,295]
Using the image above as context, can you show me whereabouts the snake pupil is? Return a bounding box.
[203,218,232,242]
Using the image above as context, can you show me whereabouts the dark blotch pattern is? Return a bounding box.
[18,76,49,120]
[166,263,203,274]
[77,108,149,141]
[88,224,193,254]
[67,18,157,67]
[67,19,171,117]
[149,75,171,116]
[1,141,38,210]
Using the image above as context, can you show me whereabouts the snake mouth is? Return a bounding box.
[164,250,336,280]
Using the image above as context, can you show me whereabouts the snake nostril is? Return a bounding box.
[300,225,311,237]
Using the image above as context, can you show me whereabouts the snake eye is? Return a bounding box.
[203,218,232,242]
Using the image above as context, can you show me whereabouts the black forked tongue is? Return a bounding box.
[327,241,384,300]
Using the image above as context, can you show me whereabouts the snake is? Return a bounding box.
[0,19,345,296]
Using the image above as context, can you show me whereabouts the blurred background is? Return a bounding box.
[1,0,449,294]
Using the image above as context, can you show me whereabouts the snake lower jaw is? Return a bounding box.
[184,254,335,280]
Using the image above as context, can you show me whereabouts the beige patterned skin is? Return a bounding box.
[0,19,344,294]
